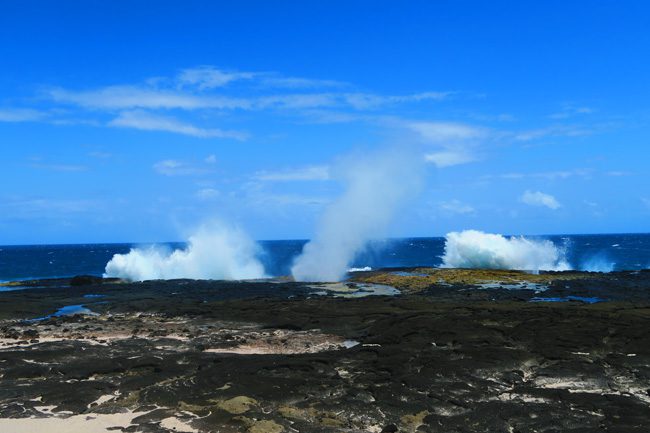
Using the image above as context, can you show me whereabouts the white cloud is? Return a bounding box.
[251,194,329,207]
[177,66,256,89]
[484,168,592,181]
[409,121,485,143]
[109,110,247,140]
[253,165,330,181]
[343,91,450,110]
[606,171,631,177]
[257,93,340,110]
[408,121,485,168]
[153,160,213,176]
[520,190,561,210]
[514,125,594,141]
[439,200,475,214]
[205,154,217,164]
[424,151,477,168]
[0,108,46,122]
[177,67,347,90]
[195,188,221,200]
[24,66,458,140]
[548,104,594,119]
[46,70,450,114]
[260,76,346,88]
[48,86,252,110]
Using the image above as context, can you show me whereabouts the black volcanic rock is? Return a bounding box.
[69,275,105,286]
[0,269,649,431]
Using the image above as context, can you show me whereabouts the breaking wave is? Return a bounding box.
[441,230,570,272]
[104,222,266,281]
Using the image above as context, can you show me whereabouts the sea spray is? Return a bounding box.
[580,254,615,272]
[291,149,423,282]
[441,230,570,272]
[104,221,266,281]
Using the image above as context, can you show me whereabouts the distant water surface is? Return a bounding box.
[1,234,649,282]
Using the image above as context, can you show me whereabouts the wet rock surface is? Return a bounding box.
[1,269,650,432]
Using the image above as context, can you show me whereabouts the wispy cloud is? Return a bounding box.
[247,193,330,209]
[44,66,450,115]
[408,121,486,142]
[606,170,632,177]
[195,188,221,200]
[513,124,594,141]
[177,67,347,90]
[153,159,214,176]
[0,108,47,122]
[520,190,561,210]
[48,86,252,110]
[88,151,112,159]
[260,76,347,89]
[483,168,592,181]
[13,65,610,154]
[424,151,477,168]
[408,121,487,168]
[253,165,330,181]
[439,199,475,214]
[177,66,255,89]
[4,66,455,141]
[343,91,451,110]
[109,110,247,139]
[548,104,595,120]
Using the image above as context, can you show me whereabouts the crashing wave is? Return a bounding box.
[441,230,570,272]
[104,222,266,281]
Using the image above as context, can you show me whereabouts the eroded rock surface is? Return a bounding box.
[1,269,649,432]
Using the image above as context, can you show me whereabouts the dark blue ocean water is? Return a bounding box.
[1,234,649,282]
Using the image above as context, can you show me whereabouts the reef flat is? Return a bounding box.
[1,269,650,432]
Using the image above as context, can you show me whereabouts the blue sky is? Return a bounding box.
[1,1,649,244]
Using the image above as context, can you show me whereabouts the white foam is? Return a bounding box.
[104,221,266,281]
[441,230,570,272]
[348,266,372,272]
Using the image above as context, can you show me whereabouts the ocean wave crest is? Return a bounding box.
[441,230,570,272]
[104,222,266,281]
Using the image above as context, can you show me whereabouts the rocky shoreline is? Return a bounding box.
[1,268,649,432]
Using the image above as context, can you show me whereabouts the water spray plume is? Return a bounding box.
[292,149,423,282]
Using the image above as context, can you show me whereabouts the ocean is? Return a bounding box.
[1,233,649,283]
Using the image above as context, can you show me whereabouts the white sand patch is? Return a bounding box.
[160,417,198,432]
[204,341,342,355]
[0,409,151,433]
[34,405,57,414]
[0,332,189,350]
[0,336,124,349]
[87,392,120,408]
[308,282,399,298]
